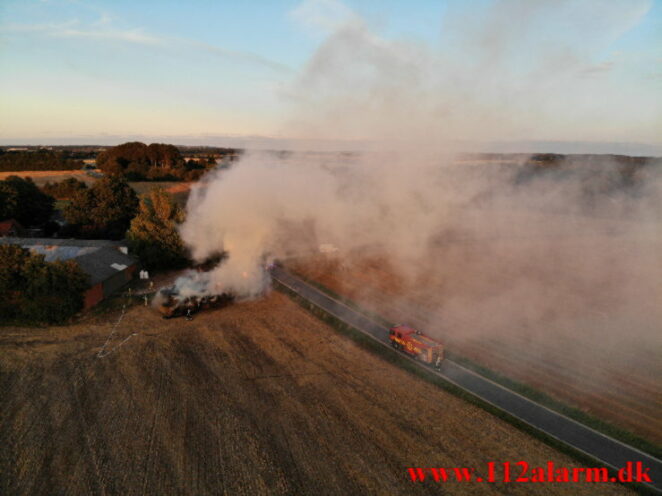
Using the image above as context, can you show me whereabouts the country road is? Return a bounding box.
[271,266,662,493]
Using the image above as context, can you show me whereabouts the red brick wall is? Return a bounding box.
[84,283,104,309]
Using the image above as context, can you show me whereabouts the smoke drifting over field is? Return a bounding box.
[180,0,657,292]
[285,0,656,145]
[178,0,660,426]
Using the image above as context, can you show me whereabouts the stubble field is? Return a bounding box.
[0,291,631,495]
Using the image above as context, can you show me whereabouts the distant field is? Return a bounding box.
[0,172,194,205]
[0,169,96,186]
[0,173,194,207]
[0,292,629,495]
[54,199,71,210]
[128,181,193,206]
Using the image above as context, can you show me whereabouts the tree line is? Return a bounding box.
[0,142,241,177]
[1,175,189,324]
[0,150,85,172]
[97,142,210,181]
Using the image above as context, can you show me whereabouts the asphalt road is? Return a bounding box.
[271,266,662,493]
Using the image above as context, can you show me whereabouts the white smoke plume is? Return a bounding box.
[179,149,463,297]
[177,0,656,300]
[172,0,661,440]
[284,0,657,145]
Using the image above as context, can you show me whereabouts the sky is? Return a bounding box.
[0,0,660,151]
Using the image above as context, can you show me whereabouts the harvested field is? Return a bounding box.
[128,181,193,206]
[0,169,96,185]
[128,181,192,195]
[0,292,631,495]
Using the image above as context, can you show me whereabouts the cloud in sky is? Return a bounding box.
[1,16,290,73]
[0,0,660,147]
[290,0,361,34]
[187,40,292,74]
[579,61,616,76]
[283,0,660,146]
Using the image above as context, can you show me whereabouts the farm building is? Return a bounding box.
[0,219,24,237]
[0,237,138,308]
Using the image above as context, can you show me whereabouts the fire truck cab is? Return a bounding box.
[388,324,444,369]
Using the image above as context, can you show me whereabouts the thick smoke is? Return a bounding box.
[284,0,656,145]
[175,2,661,434]
[178,0,656,300]
[180,149,465,295]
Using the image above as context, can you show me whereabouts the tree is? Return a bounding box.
[96,142,185,180]
[0,245,88,324]
[41,177,88,199]
[64,176,139,239]
[0,245,28,317]
[100,157,126,177]
[126,188,188,270]
[0,176,54,226]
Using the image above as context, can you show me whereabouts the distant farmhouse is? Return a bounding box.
[0,219,46,239]
[0,219,24,237]
[0,237,137,308]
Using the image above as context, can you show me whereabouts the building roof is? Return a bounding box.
[75,247,136,286]
[0,237,124,248]
[0,237,136,286]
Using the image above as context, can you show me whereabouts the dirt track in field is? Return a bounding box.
[0,293,631,495]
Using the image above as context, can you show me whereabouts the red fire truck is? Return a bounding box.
[388,324,444,369]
